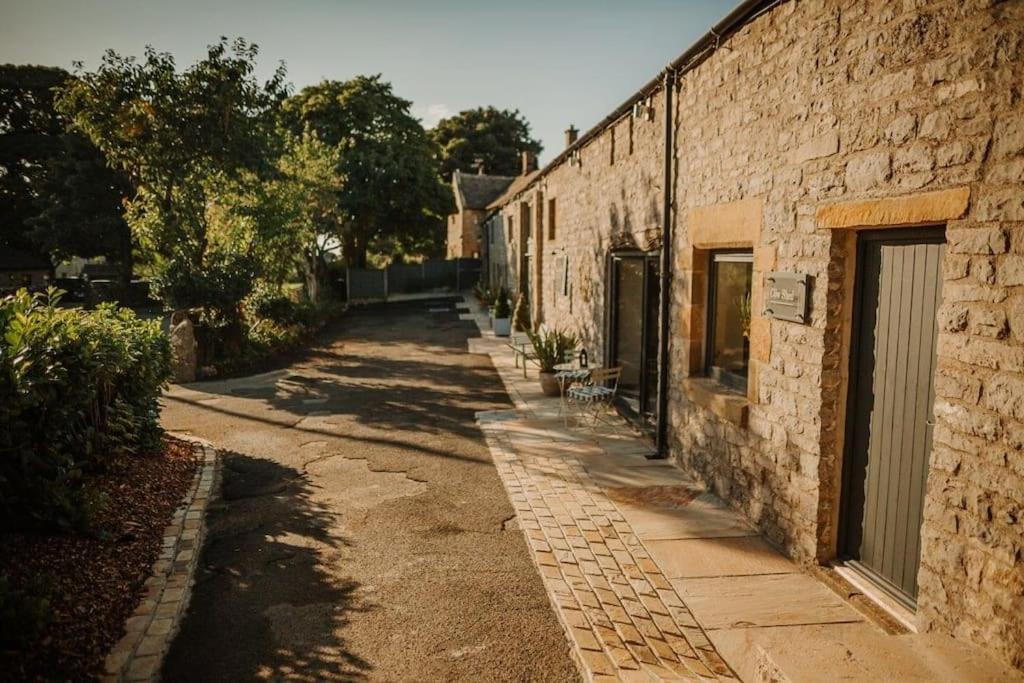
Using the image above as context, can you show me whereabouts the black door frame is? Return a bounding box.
[605,250,660,430]
[839,225,946,608]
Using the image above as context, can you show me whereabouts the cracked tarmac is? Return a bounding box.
[160,298,578,682]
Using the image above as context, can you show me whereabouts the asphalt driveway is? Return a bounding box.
[160,297,577,681]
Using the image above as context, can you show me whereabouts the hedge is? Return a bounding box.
[0,289,171,530]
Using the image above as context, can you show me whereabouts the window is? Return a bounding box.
[507,215,514,243]
[548,198,557,240]
[707,250,753,392]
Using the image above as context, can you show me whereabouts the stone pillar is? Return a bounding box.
[169,310,197,384]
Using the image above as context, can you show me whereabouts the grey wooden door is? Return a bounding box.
[842,229,945,606]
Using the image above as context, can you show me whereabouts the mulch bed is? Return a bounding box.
[0,437,198,681]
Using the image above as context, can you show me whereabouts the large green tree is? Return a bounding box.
[430,106,543,179]
[57,38,289,314]
[280,76,451,267]
[0,65,65,255]
[1,65,133,282]
[30,130,135,287]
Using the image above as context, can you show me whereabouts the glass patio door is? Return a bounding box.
[608,252,661,426]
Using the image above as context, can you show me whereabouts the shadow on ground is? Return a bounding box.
[163,451,369,682]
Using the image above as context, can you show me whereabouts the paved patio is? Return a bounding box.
[463,298,1023,682]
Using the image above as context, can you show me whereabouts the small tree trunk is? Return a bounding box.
[303,248,323,304]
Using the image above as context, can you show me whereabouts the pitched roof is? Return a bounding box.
[0,247,52,271]
[487,0,776,211]
[486,171,540,210]
[453,170,516,210]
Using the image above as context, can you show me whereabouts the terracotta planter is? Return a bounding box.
[539,372,561,397]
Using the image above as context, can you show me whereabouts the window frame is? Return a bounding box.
[705,249,754,394]
[547,198,556,241]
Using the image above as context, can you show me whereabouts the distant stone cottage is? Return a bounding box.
[483,0,1024,671]
[445,169,515,260]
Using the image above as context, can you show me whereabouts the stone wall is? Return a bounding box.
[446,209,484,259]
[490,0,1024,668]
[495,91,667,361]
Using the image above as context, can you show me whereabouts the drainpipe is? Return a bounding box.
[655,67,676,458]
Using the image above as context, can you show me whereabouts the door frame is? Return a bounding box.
[605,250,661,430]
[838,225,946,608]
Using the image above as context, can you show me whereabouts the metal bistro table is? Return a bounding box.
[554,362,598,427]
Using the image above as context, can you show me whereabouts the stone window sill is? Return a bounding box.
[682,377,749,427]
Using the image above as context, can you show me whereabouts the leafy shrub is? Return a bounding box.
[0,289,171,530]
[245,283,315,327]
[149,251,258,318]
[527,327,579,373]
[491,288,511,318]
[512,292,531,332]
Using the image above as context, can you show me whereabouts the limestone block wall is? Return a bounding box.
[495,92,666,360]
[489,0,1023,668]
[666,0,1023,667]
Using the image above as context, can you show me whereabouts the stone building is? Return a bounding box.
[445,169,515,259]
[484,0,1024,670]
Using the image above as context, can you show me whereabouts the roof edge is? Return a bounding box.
[495,0,782,208]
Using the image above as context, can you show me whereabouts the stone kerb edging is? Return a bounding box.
[102,437,220,682]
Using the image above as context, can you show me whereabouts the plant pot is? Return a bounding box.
[539,372,561,397]
[493,317,511,337]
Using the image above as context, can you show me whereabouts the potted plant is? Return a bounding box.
[491,289,512,337]
[528,327,580,396]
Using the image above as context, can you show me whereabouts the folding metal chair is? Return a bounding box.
[567,366,622,427]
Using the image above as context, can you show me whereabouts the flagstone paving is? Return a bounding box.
[466,297,1024,683]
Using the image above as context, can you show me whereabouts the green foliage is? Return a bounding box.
[430,106,543,179]
[0,65,68,254]
[57,38,289,311]
[29,126,135,285]
[0,288,171,530]
[512,292,531,332]
[245,282,314,327]
[491,287,511,318]
[280,76,453,267]
[527,327,580,373]
[149,251,258,317]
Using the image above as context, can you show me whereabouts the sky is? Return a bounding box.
[0,0,733,164]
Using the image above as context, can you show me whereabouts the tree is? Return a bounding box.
[57,38,289,316]
[280,76,451,267]
[273,133,345,302]
[430,106,543,179]
[0,65,133,283]
[221,132,343,303]
[30,132,135,287]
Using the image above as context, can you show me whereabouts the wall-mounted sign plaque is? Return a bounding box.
[764,272,809,324]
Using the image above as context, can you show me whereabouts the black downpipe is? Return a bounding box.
[655,69,676,458]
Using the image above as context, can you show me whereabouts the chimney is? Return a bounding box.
[565,124,579,148]
[521,150,536,175]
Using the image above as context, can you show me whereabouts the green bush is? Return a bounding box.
[245,283,316,327]
[512,292,531,332]
[491,289,511,318]
[527,327,579,373]
[0,289,171,530]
